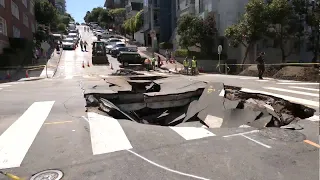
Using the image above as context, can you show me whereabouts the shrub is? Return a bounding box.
[159,42,173,49]
[174,49,188,57]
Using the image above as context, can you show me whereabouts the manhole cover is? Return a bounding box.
[30,169,63,180]
[259,128,306,142]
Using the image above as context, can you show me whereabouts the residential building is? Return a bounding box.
[125,0,143,18]
[0,0,36,54]
[104,0,126,9]
[142,0,176,46]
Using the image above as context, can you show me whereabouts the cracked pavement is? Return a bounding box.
[0,26,318,179]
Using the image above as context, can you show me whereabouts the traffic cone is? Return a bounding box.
[25,71,29,78]
[0,171,22,180]
[87,61,90,67]
[110,63,113,70]
[6,70,11,79]
[82,61,85,68]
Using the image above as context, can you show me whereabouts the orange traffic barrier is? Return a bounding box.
[25,70,29,78]
[87,61,90,67]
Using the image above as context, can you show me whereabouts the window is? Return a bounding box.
[11,1,19,19]
[13,26,20,38]
[30,0,34,15]
[22,0,27,7]
[0,0,5,7]
[23,13,29,27]
[31,23,35,32]
[0,17,7,36]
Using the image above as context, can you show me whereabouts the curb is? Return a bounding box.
[51,49,63,78]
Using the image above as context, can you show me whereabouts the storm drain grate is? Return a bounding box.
[30,169,63,180]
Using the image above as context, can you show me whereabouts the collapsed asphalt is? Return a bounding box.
[83,74,315,131]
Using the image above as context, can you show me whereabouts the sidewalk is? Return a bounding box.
[137,47,184,73]
[0,48,63,82]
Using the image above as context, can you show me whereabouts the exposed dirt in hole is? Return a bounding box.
[84,76,315,129]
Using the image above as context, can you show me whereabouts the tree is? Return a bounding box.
[98,9,112,28]
[225,0,269,64]
[57,23,66,32]
[177,14,203,50]
[307,0,320,62]
[34,0,58,26]
[266,0,299,62]
[133,10,144,31]
[123,17,135,39]
[200,12,218,55]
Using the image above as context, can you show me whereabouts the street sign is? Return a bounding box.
[41,41,50,52]
[150,30,156,38]
[218,45,222,54]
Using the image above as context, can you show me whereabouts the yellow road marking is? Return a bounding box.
[44,121,73,125]
[304,140,320,148]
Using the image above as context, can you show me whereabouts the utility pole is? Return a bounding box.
[150,0,155,56]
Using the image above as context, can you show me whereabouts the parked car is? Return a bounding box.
[67,33,79,43]
[110,47,129,57]
[106,42,126,54]
[62,38,76,50]
[117,51,142,67]
[105,38,122,45]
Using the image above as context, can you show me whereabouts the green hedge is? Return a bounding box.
[174,49,228,60]
[159,42,173,49]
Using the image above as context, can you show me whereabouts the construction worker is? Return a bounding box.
[183,57,189,75]
[151,56,156,70]
[191,56,197,76]
[144,58,151,71]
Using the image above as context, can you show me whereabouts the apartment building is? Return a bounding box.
[142,0,176,46]
[104,0,126,9]
[0,0,36,54]
[125,0,143,18]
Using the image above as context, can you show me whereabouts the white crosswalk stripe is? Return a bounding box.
[0,101,55,169]
[288,86,319,92]
[264,87,319,97]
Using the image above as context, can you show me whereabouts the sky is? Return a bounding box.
[66,0,104,23]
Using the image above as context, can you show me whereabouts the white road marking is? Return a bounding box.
[0,101,55,169]
[239,125,251,128]
[126,149,210,180]
[170,127,215,140]
[87,112,132,155]
[289,86,319,92]
[0,85,11,88]
[264,87,319,97]
[306,115,319,122]
[0,88,2,90]
[64,75,73,79]
[99,75,109,78]
[240,77,257,80]
[241,134,272,148]
[241,88,319,107]
[83,75,93,78]
[277,82,319,85]
[256,79,269,82]
[223,130,259,137]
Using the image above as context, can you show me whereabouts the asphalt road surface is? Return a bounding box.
[0,26,318,180]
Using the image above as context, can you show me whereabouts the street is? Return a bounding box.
[0,26,318,180]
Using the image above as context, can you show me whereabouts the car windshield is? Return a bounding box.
[116,44,125,47]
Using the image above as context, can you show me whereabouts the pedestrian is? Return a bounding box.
[84,41,88,51]
[191,56,197,76]
[157,55,161,68]
[183,57,189,75]
[255,52,265,79]
[80,39,83,51]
